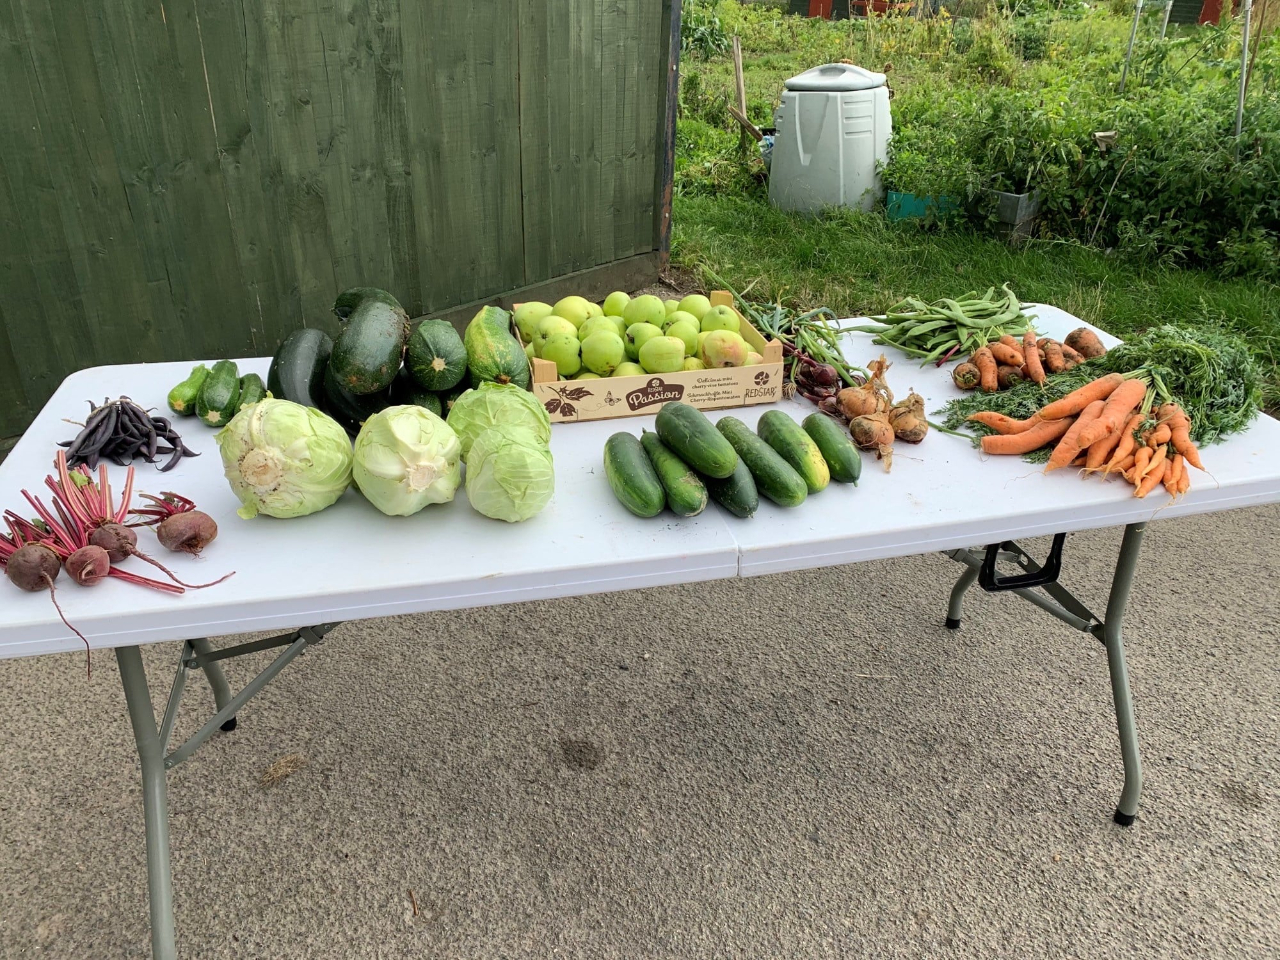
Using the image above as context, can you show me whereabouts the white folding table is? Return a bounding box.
[2,305,1278,959]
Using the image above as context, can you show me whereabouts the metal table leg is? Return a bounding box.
[189,638,237,731]
[944,522,1148,824]
[1102,522,1146,825]
[116,646,178,960]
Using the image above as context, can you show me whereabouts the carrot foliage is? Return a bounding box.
[939,324,1262,461]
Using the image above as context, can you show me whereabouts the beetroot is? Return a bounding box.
[89,522,137,563]
[5,542,61,592]
[130,493,218,555]
[66,545,111,586]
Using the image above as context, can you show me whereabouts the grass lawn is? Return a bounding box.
[671,197,1280,411]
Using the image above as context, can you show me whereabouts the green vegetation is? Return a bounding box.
[672,1,1280,409]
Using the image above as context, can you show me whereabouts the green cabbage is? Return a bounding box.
[216,399,353,519]
[352,405,462,516]
[464,424,555,522]
[447,382,551,457]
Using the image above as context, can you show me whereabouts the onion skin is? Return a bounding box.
[156,512,218,555]
[6,543,62,592]
[89,523,137,563]
[837,385,882,420]
[66,545,111,586]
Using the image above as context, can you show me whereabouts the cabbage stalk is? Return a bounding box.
[447,382,551,457]
[465,424,555,522]
[216,399,353,519]
[353,405,462,516]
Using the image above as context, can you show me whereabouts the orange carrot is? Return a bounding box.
[1178,469,1191,494]
[1111,453,1136,476]
[1042,340,1066,373]
[1076,377,1147,449]
[1045,399,1105,472]
[1136,460,1167,498]
[1147,422,1171,447]
[967,411,1039,435]
[1037,373,1125,421]
[1065,327,1107,359]
[980,416,1075,455]
[1139,443,1167,481]
[1164,453,1184,496]
[998,334,1022,353]
[1132,446,1151,480]
[989,342,1024,367]
[973,347,998,392]
[1160,403,1203,470]
[1103,413,1146,475]
[1023,330,1045,385]
[1060,343,1086,366]
[1085,425,1125,472]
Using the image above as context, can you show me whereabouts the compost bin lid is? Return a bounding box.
[783,63,886,92]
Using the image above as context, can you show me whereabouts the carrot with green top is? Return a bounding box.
[1136,460,1167,498]
[980,416,1074,455]
[967,411,1038,435]
[1139,443,1167,481]
[1037,373,1125,421]
[973,347,998,392]
[1102,413,1146,475]
[1076,377,1148,450]
[1147,422,1172,448]
[1164,453,1184,497]
[988,342,1023,367]
[1045,399,1105,472]
[1131,446,1152,480]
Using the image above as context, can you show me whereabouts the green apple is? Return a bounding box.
[552,296,595,330]
[541,333,582,377]
[513,301,553,344]
[612,361,645,377]
[534,315,578,355]
[524,342,536,360]
[602,291,630,317]
[744,351,764,366]
[639,336,686,374]
[622,294,666,329]
[700,305,741,334]
[625,322,664,361]
[578,316,619,343]
[664,299,680,316]
[677,294,712,320]
[699,330,749,368]
[574,371,602,380]
[682,357,706,371]
[662,309,699,333]
[666,318,700,357]
[581,330,626,376]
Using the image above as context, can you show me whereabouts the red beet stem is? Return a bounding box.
[108,568,185,594]
[130,550,234,589]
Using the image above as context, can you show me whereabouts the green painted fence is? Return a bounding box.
[0,0,680,438]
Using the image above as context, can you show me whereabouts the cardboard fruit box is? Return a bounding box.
[520,291,784,423]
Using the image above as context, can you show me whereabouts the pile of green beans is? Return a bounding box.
[846,284,1031,365]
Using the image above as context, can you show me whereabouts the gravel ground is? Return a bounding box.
[1,506,1277,959]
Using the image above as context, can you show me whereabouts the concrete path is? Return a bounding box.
[1,507,1277,959]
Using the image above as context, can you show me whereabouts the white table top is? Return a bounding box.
[3,304,1278,659]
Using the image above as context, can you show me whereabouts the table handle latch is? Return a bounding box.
[979,533,1066,592]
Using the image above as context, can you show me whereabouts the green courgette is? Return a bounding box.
[322,363,391,436]
[268,328,332,410]
[405,318,467,391]
[167,364,209,416]
[329,293,409,395]
[390,367,443,416]
[640,430,707,517]
[236,373,267,412]
[195,360,241,427]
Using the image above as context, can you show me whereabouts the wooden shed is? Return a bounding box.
[0,0,682,439]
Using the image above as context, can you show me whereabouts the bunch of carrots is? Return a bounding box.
[967,371,1202,499]
[953,327,1107,392]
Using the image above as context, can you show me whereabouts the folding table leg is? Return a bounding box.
[1101,522,1146,826]
[944,563,980,629]
[116,646,178,960]
[189,637,237,731]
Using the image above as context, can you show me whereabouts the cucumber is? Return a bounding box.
[195,360,241,427]
[757,410,830,493]
[390,367,443,417]
[167,364,209,416]
[654,402,738,479]
[603,432,665,518]
[333,286,404,321]
[236,373,267,412]
[330,296,409,395]
[802,412,862,485]
[268,328,332,410]
[704,456,758,519]
[640,430,707,517]
[405,318,467,391]
[715,416,808,508]
[322,363,391,436]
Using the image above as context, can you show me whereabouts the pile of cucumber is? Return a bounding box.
[168,361,267,427]
[604,402,861,520]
